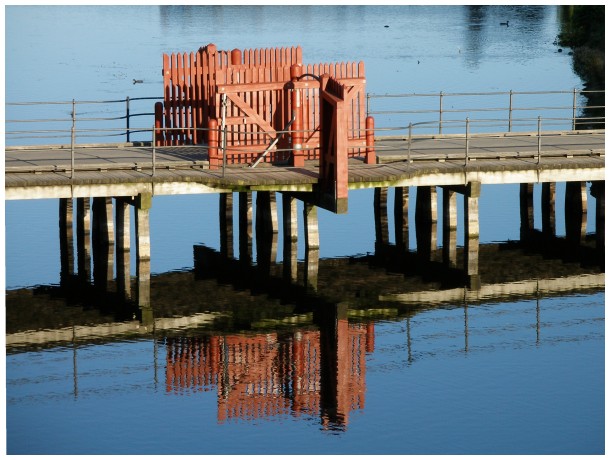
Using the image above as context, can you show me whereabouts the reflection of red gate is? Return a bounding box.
[155,43,374,169]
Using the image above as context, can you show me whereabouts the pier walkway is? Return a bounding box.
[5,129,605,200]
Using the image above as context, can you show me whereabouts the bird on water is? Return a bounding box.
[500,20,509,26]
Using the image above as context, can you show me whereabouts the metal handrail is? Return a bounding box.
[5,90,605,178]
[366,88,605,134]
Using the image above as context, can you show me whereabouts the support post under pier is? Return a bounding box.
[76,198,91,281]
[464,182,480,290]
[92,197,114,290]
[442,188,457,267]
[565,181,587,246]
[520,183,534,241]
[394,187,409,251]
[541,182,556,237]
[590,181,605,268]
[59,198,75,283]
[303,202,320,291]
[282,194,299,283]
[115,198,131,300]
[415,186,438,262]
[135,193,152,310]
[219,192,234,258]
[239,192,253,263]
[374,187,389,248]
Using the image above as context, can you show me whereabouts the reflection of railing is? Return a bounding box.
[367,89,605,134]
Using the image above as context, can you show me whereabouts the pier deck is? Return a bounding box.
[4,130,605,200]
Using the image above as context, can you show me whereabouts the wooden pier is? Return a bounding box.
[5,42,605,293]
[5,129,605,290]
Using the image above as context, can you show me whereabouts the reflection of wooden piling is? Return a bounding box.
[115,198,131,299]
[76,198,91,280]
[394,187,409,251]
[239,192,253,263]
[219,193,234,258]
[59,198,74,280]
[565,181,587,245]
[442,188,457,267]
[282,194,298,283]
[374,187,389,246]
[135,193,151,308]
[520,183,534,241]
[319,303,349,427]
[464,182,480,289]
[415,186,438,261]
[541,182,556,237]
[303,202,319,291]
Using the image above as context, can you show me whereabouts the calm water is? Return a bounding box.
[4,5,604,455]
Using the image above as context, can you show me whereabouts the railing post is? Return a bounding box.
[407,122,412,164]
[572,88,577,130]
[71,99,76,179]
[126,96,130,143]
[537,116,542,164]
[208,118,219,170]
[508,90,513,132]
[152,125,156,176]
[290,64,304,167]
[365,116,375,164]
[220,93,228,174]
[439,91,443,135]
[222,123,228,177]
[465,117,469,166]
[154,102,164,146]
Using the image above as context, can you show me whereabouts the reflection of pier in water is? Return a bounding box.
[7,186,604,429]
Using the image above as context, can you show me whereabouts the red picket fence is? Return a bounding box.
[155,43,374,169]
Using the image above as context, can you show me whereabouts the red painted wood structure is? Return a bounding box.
[155,43,375,168]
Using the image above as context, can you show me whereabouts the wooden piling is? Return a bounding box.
[541,182,556,237]
[91,197,114,290]
[442,187,457,267]
[219,192,234,258]
[255,192,279,268]
[415,186,438,261]
[282,194,298,283]
[393,187,409,251]
[76,198,91,281]
[374,187,389,247]
[115,198,131,299]
[135,193,152,308]
[464,182,480,289]
[565,181,587,246]
[59,198,74,281]
[520,183,534,241]
[239,192,253,263]
[591,181,604,265]
[303,202,319,290]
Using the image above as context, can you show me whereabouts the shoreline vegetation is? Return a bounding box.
[558,5,604,128]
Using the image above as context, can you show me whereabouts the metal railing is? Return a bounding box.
[6,96,162,146]
[5,89,605,178]
[366,89,605,134]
